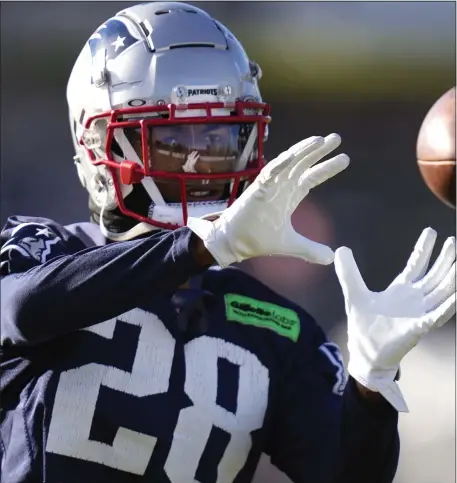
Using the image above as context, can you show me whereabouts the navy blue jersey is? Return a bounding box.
[0,216,399,483]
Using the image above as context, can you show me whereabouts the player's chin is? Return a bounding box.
[163,185,227,203]
[155,180,227,203]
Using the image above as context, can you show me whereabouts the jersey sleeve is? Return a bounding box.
[1,217,209,346]
[335,376,399,483]
[265,324,399,483]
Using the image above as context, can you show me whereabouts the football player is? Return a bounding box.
[1,3,455,483]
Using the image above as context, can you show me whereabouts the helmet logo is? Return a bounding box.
[88,18,141,84]
[172,85,232,103]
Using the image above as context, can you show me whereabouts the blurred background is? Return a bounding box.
[1,2,455,482]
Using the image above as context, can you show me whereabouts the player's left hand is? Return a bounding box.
[335,228,456,412]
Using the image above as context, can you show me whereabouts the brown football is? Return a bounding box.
[416,87,456,208]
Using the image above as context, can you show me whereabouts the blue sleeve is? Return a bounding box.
[1,223,208,346]
[265,330,399,483]
[336,376,399,483]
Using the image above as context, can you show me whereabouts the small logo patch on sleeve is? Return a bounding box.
[224,294,300,342]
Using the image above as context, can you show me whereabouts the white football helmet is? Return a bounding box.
[67,2,270,240]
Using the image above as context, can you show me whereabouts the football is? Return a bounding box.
[416,87,456,208]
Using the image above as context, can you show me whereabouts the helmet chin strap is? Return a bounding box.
[97,181,227,242]
[149,200,228,225]
[99,204,157,242]
[98,182,158,242]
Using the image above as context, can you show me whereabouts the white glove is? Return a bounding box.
[335,228,456,412]
[187,134,349,267]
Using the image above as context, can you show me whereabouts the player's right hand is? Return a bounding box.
[187,134,349,267]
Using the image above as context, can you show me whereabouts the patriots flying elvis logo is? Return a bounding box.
[88,18,141,82]
[0,223,65,265]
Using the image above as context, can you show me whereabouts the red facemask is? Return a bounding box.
[82,101,271,229]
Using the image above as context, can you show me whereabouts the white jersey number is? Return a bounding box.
[318,342,347,396]
[46,309,269,481]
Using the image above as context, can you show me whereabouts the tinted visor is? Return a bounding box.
[124,123,257,203]
[125,123,256,175]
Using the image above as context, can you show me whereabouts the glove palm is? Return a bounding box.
[335,228,456,412]
[188,134,349,267]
